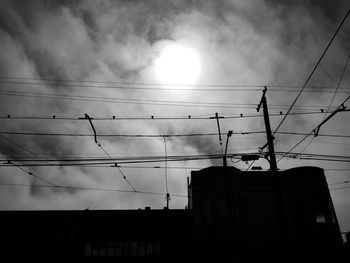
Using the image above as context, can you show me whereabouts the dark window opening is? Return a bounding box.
[315,214,327,223]
[84,240,161,257]
[295,198,313,224]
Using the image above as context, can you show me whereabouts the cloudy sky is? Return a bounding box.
[0,0,349,233]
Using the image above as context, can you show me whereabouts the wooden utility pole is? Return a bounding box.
[257,88,278,171]
[257,87,289,249]
[210,113,224,158]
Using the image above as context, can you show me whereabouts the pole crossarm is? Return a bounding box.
[313,97,349,136]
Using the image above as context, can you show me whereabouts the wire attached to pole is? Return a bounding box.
[277,97,349,163]
[297,53,350,155]
[272,9,350,135]
[210,113,224,155]
[14,164,58,187]
[84,113,137,192]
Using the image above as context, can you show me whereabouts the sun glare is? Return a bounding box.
[155,43,201,85]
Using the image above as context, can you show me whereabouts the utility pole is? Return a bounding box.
[223,130,233,167]
[257,88,278,171]
[257,87,289,249]
[210,113,224,157]
[166,193,170,209]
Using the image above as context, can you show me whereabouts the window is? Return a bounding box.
[92,245,98,256]
[84,241,92,256]
[315,214,326,223]
[130,241,137,256]
[122,241,131,256]
[84,240,161,257]
[115,241,122,256]
[99,242,107,256]
[107,241,114,256]
[313,196,328,224]
[146,242,153,256]
[153,241,161,256]
[138,241,145,256]
[296,195,331,225]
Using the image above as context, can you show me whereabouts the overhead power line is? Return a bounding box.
[0,134,39,156]
[2,163,348,171]
[299,158,350,163]
[0,182,188,198]
[297,52,350,155]
[0,89,342,110]
[2,152,349,162]
[12,164,58,186]
[2,152,350,167]
[0,131,264,137]
[0,153,229,166]
[1,77,350,93]
[0,143,57,185]
[324,169,350,171]
[84,114,137,192]
[320,64,350,95]
[330,185,350,191]
[0,180,347,196]
[0,130,349,139]
[275,152,350,160]
[0,109,347,122]
[0,76,268,87]
[273,8,350,134]
[275,131,350,138]
[328,180,350,186]
[1,155,57,186]
[277,97,350,163]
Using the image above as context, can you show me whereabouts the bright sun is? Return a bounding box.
[155,43,201,85]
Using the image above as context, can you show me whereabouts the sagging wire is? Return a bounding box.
[277,96,349,163]
[297,52,350,156]
[84,114,137,192]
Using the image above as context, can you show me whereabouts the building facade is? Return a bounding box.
[0,166,345,259]
[189,166,343,258]
[0,209,193,259]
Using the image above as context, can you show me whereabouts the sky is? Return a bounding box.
[0,0,349,233]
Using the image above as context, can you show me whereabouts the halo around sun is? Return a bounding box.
[154,43,201,85]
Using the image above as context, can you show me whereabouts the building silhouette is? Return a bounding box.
[1,209,192,258]
[189,166,344,259]
[0,166,346,259]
